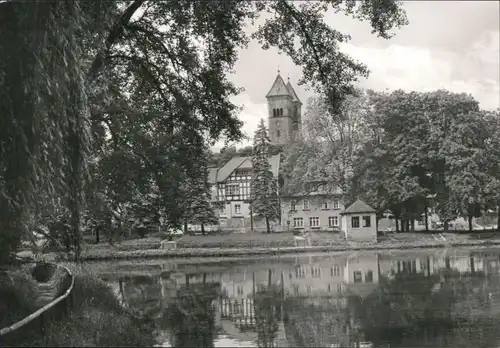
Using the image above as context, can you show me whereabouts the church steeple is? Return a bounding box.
[266,71,302,146]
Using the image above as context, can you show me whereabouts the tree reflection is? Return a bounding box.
[283,298,351,347]
[348,270,500,347]
[254,285,282,348]
[161,283,218,348]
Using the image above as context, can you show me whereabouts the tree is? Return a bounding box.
[251,119,280,233]
[423,91,481,230]
[483,109,500,230]
[0,0,408,264]
[183,150,218,236]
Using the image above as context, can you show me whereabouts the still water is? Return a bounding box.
[89,248,500,348]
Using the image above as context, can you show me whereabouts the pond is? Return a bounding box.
[88,248,500,348]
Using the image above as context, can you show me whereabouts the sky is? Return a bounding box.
[218,1,500,149]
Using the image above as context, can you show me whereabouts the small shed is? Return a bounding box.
[340,199,377,243]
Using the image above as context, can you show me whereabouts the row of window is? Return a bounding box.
[292,215,372,228]
[293,216,339,228]
[290,199,340,211]
[352,215,371,228]
[290,265,341,279]
[272,108,284,117]
[219,204,241,216]
[353,270,374,283]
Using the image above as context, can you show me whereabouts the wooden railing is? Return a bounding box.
[0,262,75,347]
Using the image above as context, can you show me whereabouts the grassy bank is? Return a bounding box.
[0,266,40,329]
[1,267,156,347]
[73,233,500,261]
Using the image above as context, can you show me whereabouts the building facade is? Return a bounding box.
[208,154,281,228]
[280,181,345,231]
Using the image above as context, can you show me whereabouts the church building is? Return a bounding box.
[266,71,303,144]
[207,70,342,231]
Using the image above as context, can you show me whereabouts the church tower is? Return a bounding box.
[265,71,302,145]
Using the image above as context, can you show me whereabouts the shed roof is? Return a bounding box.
[340,199,376,215]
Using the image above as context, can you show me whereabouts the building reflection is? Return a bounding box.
[103,250,500,347]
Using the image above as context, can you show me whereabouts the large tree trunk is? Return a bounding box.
[95,227,100,244]
[411,219,415,232]
[266,217,271,234]
[201,224,205,236]
[395,219,400,232]
[468,215,473,233]
[444,221,449,232]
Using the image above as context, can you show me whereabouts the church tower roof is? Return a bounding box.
[286,78,302,105]
[266,72,292,99]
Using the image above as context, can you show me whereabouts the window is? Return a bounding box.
[363,215,371,227]
[226,184,239,196]
[290,200,296,211]
[327,284,332,292]
[309,217,320,228]
[352,216,360,228]
[293,284,299,295]
[307,285,312,295]
[293,217,304,228]
[279,108,283,116]
[322,200,329,209]
[365,270,374,283]
[303,199,310,210]
[237,285,244,295]
[333,265,340,276]
[353,271,363,283]
[273,108,277,117]
[234,204,241,214]
[311,267,321,278]
[329,216,339,227]
[276,130,281,137]
[332,198,340,209]
[337,284,342,293]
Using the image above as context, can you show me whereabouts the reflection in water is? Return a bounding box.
[98,250,500,347]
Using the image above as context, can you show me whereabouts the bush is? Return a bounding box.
[31,262,56,282]
[0,268,39,328]
[70,275,123,313]
[20,274,156,347]
[35,307,156,347]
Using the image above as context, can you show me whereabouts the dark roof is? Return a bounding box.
[340,199,376,215]
[286,81,302,104]
[266,74,292,98]
[210,154,281,183]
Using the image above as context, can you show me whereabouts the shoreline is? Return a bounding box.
[76,238,500,261]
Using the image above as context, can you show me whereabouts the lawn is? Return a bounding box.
[176,232,297,248]
[176,231,346,249]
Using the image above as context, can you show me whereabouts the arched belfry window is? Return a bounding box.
[273,109,276,117]
[279,108,283,116]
